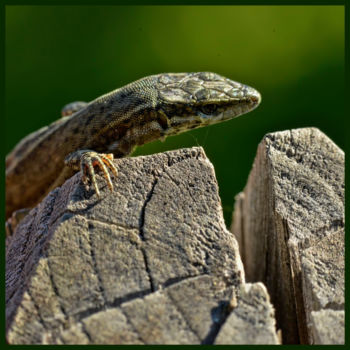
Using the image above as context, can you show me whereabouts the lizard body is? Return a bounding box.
[6,72,261,220]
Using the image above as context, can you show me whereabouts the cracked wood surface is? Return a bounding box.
[231,128,344,345]
[6,147,279,344]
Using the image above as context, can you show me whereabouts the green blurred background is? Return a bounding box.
[5,6,344,226]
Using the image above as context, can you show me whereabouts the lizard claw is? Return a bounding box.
[81,152,118,196]
[65,150,118,197]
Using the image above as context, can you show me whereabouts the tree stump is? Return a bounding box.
[231,128,344,344]
[6,147,279,344]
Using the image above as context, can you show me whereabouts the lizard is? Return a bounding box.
[6,72,261,233]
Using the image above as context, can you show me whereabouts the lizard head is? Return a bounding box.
[153,72,261,136]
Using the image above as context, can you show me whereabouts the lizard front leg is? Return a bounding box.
[64,150,118,197]
[62,103,120,196]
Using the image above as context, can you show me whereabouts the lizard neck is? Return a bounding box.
[72,88,162,157]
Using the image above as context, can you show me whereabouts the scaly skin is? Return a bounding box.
[6,72,261,220]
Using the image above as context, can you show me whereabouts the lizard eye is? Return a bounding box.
[200,104,218,115]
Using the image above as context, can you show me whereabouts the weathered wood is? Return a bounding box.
[6,147,279,344]
[214,282,280,344]
[231,128,344,344]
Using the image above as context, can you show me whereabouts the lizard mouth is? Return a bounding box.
[165,91,262,135]
[203,93,261,124]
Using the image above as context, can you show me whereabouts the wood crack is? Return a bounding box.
[138,177,158,292]
[79,321,93,343]
[87,222,107,305]
[73,275,209,324]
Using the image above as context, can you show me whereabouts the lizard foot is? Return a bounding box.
[65,150,118,197]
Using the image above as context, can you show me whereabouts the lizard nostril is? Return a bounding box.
[250,91,261,106]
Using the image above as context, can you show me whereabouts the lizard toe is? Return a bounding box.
[78,151,118,196]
